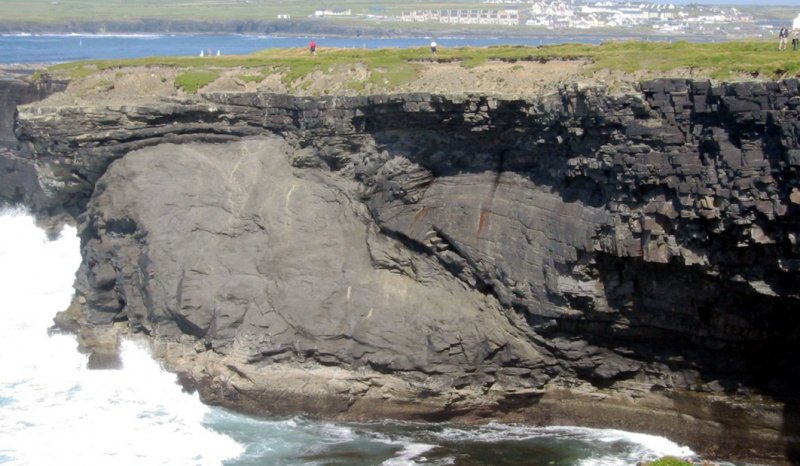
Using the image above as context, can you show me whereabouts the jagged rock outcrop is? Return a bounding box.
[13,80,800,463]
[0,76,66,210]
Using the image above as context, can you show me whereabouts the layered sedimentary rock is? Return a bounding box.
[12,80,800,463]
[0,76,66,210]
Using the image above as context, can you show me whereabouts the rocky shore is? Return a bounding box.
[2,74,799,464]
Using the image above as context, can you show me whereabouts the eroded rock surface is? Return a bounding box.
[0,76,66,211]
[81,138,542,380]
[12,80,800,463]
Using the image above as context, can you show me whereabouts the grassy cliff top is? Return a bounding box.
[36,40,800,102]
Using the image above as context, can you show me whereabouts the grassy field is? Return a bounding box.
[544,40,800,79]
[174,69,221,92]
[3,0,794,24]
[0,0,485,22]
[36,40,800,97]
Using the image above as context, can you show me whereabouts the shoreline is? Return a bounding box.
[60,311,796,466]
[0,20,767,42]
[0,31,756,44]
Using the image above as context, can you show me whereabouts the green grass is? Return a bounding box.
[37,40,800,94]
[535,40,800,80]
[238,73,267,84]
[0,0,493,23]
[174,70,220,93]
[646,457,693,466]
[245,47,429,87]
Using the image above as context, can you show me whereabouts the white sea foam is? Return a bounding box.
[433,422,695,464]
[0,33,166,38]
[380,441,436,466]
[573,427,695,466]
[0,210,243,466]
[584,427,695,454]
[43,33,167,39]
[316,421,358,442]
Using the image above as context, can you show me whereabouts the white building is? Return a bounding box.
[314,8,351,17]
[401,8,518,26]
[793,13,800,30]
[531,1,574,18]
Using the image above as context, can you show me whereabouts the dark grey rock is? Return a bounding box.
[77,138,546,381]
[13,79,800,463]
[0,76,66,209]
[16,82,800,398]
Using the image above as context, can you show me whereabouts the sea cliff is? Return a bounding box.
[3,77,799,463]
[0,76,66,211]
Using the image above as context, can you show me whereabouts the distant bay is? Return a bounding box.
[0,34,606,64]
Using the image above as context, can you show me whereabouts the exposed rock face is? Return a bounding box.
[14,80,800,463]
[0,76,66,210]
[80,137,541,378]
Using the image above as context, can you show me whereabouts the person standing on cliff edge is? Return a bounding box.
[309,40,317,56]
[430,40,437,55]
[779,27,789,50]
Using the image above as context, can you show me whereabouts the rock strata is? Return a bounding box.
[9,80,800,463]
[0,76,66,212]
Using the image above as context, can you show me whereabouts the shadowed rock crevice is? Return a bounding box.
[0,77,67,215]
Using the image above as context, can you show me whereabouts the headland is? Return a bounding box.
[2,42,799,464]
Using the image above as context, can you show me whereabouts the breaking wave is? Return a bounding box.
[0,209,243,466]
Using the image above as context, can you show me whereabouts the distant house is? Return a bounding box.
[794,13,800,30]
[400,8,517,26]
[314,8,351,17]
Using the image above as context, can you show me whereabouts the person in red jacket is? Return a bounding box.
[309,40,317,55]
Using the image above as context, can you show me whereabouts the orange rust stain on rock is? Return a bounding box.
[413,206,430,223]
[478,209,490,236]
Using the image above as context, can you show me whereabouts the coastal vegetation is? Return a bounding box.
[174,70,220,93]
[646,457,693,466]
[37,40,800,95]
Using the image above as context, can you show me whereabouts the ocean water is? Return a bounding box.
[0,34,603,64]
[0,208,697,465]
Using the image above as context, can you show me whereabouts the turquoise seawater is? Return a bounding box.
[0,33,602,64]
[209,411,696,465]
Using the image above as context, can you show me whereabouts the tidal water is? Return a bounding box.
[0,33,605,64]
[0,208,697,465]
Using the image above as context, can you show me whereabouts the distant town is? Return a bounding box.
[305,1,800,38]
